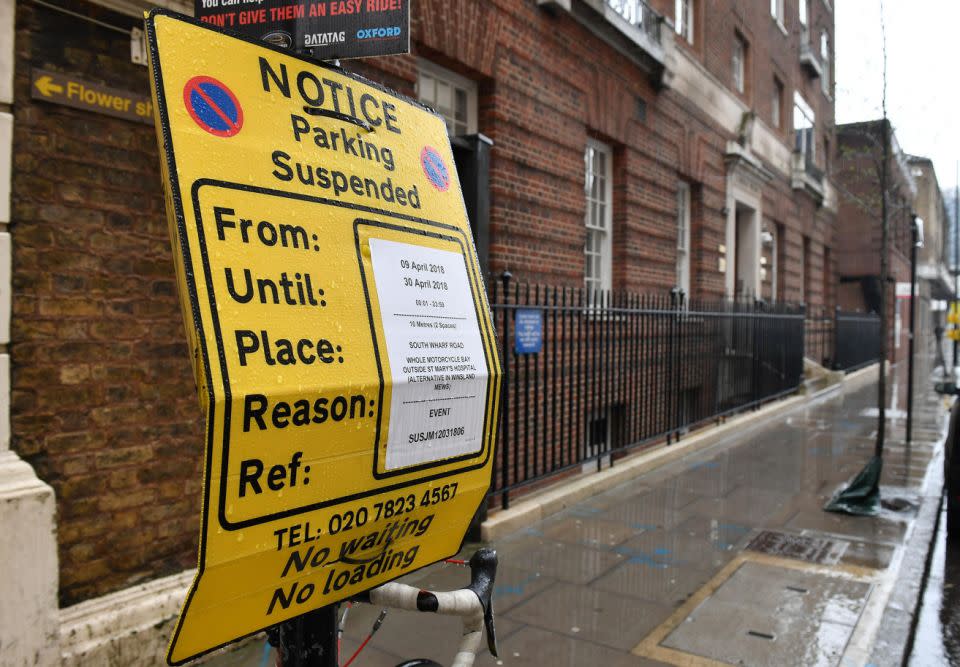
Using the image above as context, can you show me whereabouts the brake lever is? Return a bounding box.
[466,548,498,658]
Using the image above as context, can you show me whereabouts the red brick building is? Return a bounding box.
[834,119,917,360]
[0,0,840,661]
[835,120,915,312]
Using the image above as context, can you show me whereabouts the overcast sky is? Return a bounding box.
[836,0,960,191]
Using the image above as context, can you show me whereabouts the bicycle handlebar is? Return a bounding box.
[354,549,499,667]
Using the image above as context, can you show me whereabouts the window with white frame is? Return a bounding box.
[584,139,613,296]
[770,0,784,23]
[766,224,778,302]
[801,235,811,303]
[676,181,691,296]
[799,0,808,40]
[820,31,831,96]
[416,60,477,136]
[772,76,783,129]
[732,33,747,94]
[793,92,816,165]
[675,0,693,44]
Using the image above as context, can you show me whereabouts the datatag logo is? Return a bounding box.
[357,26,401,40]
[304,31,345,48]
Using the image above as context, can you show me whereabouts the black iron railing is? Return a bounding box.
[803,308,881,371]
[804,306,835,368]
[489,280,805,507]
[834,311,881,371]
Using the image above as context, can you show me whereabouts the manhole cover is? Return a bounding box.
[881,497,917,512]
[747,530,848,565]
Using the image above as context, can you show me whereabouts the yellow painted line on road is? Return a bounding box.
[742,550,880,581]
[631,550,879,666]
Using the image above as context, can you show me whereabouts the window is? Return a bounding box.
[676,182,691,296]
[586,409,610,460]
[799,0,808,40]
[585,405,624,466]
[765,224,778,302]
[822,246,831,310]
[772,77,784,129]
[584,139,613,295]
[793,92,816,165]
[770,0,784,23]
[775,222,785,301]
[675,0,693,44]
[732,33,747,94]
[820,31,831,96]
[416,60,477,136]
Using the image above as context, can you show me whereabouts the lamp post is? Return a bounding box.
[906,215,923,444]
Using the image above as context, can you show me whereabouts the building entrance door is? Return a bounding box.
[734,203,759,299]
[451,134,492,279]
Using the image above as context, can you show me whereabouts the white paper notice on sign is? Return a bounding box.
[368,238,488,470]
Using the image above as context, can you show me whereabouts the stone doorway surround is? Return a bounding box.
[0,0,60,663]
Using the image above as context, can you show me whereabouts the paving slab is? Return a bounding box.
[502,537,627,585]
[472,625,670,667]
[540,515,646,548]
[592,558,718,607]
[786,508,908,545]
[661,562,871,667]
[505,581,672,651]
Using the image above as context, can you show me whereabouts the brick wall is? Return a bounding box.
[835,121,914,288]
[835,120,913,361]
[691,0,835,140]
[12,0,202,606]
[357,0,837,302]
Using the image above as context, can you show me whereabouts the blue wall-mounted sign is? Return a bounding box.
[515,308,543,354]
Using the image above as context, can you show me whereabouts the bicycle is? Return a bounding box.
[269,549,499,667]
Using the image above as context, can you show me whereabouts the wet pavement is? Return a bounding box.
[907,504,960,666]
[205,355,947,667]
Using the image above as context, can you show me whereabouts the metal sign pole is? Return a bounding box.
[954,172,959,371]
[271,604,339,667]
[906,218,919,444]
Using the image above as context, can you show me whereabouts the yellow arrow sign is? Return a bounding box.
[146,10,501,665]
[33,75,63,97]
[31,68,154,124]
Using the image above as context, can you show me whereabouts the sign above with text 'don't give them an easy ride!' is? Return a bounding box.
[195,0,408,60]
[146,11,501,665]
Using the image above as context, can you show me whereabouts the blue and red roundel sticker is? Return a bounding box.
[183,76,243,137]
[420,146,450,192]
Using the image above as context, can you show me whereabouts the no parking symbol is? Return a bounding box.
[420,146,450,192]
[183,75,243,137]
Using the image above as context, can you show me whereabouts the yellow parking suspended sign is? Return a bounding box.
[145,11,501,664]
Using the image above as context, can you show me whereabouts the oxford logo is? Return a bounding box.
[357,26,401,39]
